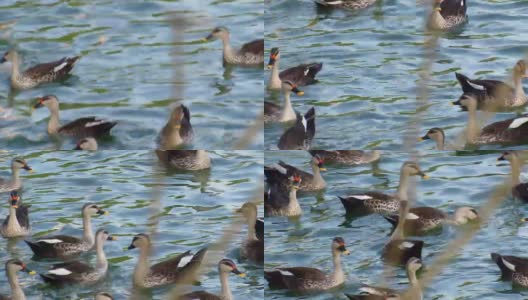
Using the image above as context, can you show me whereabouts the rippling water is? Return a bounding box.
[265,150,528,299]
[264,0,528,150]
[0,150,263,299]
[0,0,264,150]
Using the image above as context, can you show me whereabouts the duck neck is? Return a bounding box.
[221,36,236,63]
[311,163,325,186]
[7,205,21,231]
[11,166,20,187]
[47,108,60,135]
[219,271,232,300]
[134,246,151,286]
[510,159,522,186]
[428,10,446,29]
[246,212,258,241]
[82,214,94,247]
[466,107,479,142]
[513,72,526,100]
[407,268,421,295]
[279,91,295,122]
[196,150,210,167]
[95,238,107,270]
[331,250,344,283]
[435,136,445,151]
[270,60,281,88]
[288,188,301,215]
[396,170,410,200]
[7,268,25,300]
[10,54,21,81]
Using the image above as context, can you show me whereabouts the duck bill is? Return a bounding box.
[10,200,18,208]
[97,209,109,215]
[267,56,276,69]
[497,155,506,161]
[418,135,429,141]
[232,269,246,277]
[202,34,213,42]
[107,235,118,241]
[291,87,304,96]
[420,172,429,180]
[73,144,82,150]
[338,245,350,255]
[128,244,136,250]
[451,99,461,106]
[23,165,33,172]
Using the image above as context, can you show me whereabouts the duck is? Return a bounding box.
[383,206,479,236]
[0,49,79,90]
[497,151,528,201]
[32,95,117,139]
[158,104,193,149]
[264,237,350,292]
[427,0,467,30]
[267,47,322,90]
[264,170,302,217]
[277,107,316,150]
[0,259,36,300]
[95,292,114,300]
[265,81,304,123]
[339,162,428,216]
[203,27,264,66]
[308,150,381,165]
[314,0,376,10]
[491,252,528,281]
[74,137,98,151]
[40,229,116,285]
[264,155,326,191]
[180,259,246,300]
[453,60,527,110]
[25,203,108,258]
[0,158,33,193]
[155,150,211,170]
[419,128,449,150]
[351,257,423,300]
[128,233,208,288]
[452,95,528,145]
[236,202,264,264]
[382,201,424,266]
[1,191,31,238]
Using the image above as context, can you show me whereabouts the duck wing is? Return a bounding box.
[240,39,264,56]
[180,291,220,300]
[58,117,117,138]
[491,253,528,280]
[264,101,281,116]
[279,63,323,86]
[15,204,31,229]
[150,247,207,283]
[23,56,79,81]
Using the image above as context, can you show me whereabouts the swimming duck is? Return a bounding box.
[1,191,31,238]
[382,201,424,266]
[314,0,376,10]
[40,229,116,285]
[25,203,107,258]
[427,0,467,30]
[308,150,381,165]
[128,234,208,288]
[74,137,98,151]
[452,95,528,145]
[339,162,428,216]
[0,50,79,90]
[265,81,304,123]
[277,107,316,150]
[95,292,114,300]
[236,202,264,264]
[264,155,326,191]
[267,47,322,90]
[158,104,193,149]
[264,169,302,217]
[33,95,117,139]
[419,128,448,150]
[491,252,528,282]
[497,151,528,201]
[454,60,527,110]
[383,206,479,236]
[352,257,423,300]
[0,259,36,300]
[0,158,32,194]
[155,150,211,170]
[203,27,264,66]
[265,237,349,292]
[180,259,246,300]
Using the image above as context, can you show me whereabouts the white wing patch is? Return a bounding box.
[304,68,310,76]
[177,254,194,268]
[278,270,294,276]
[359,287,384,295]
[270,163,287,174]
[349,195,373,200]
[48,268,72,276]
[398,241,415,250]
[38,239,64,244]
[460,0,464,6]
[53,62,68,73]
[406,213,420,220]
[301,116,307,131]
[508,117,528,129]
[501,257,516,272]
[467,80,485,91]
[85,120,106,128]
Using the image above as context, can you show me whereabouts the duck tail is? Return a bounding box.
[24,240,41,254]
[383,215,399,229]
[304,107,316,140]
[338,196,363,215]
[264,270,287,289]
[455,72,475,93]
[306,63,323,79]
[491,253,513,280]
[39,273,56,283]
